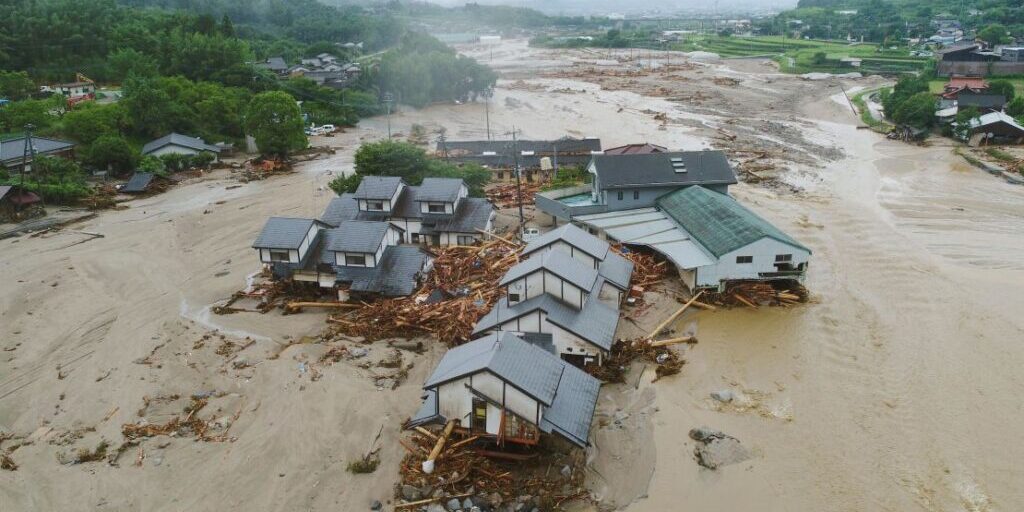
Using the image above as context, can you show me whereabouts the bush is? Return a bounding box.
[85,135,139,175]
[346,453,380,474]
[328,173,362,195]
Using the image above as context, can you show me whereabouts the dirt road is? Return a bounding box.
[2,40,1023,511]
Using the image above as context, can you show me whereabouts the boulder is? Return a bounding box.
[401,484,421,501]
[710,390,734,403]
[447,498,462,511]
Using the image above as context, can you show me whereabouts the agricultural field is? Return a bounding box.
[671,35,927,74]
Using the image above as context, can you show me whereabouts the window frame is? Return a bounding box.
[775,254,793,262]
[508,292,521,302]
[735,255,753,264]
[366,200,385,211]
[617,190,623,201]
[633,189,639,200]
[427,203,447,214]
[345,254,367,266]
[268,249,290,262]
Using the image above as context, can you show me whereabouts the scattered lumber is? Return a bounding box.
[284,301,362,313]
[647,291,703,339]
[704,281,809,308]
[423,420,456,474]
[649,336,695,347]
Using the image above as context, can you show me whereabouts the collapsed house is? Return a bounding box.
[437,137,602,183]
[252,217,432,299]
[408,331,601,449]
[471,224,633,366]
[966,111,1024,145]
[536,150,811,292]
[321,176,495,246]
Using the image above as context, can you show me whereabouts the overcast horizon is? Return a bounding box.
[424,0,800,15]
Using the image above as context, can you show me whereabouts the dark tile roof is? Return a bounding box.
[320,194,360,227]
[429,198,494,234]
[958,93,1006,109]
[538,360,600,447]
[472,294,617,352]
[325,220,391,254]
[0,136,74,164]
[120,173,155,193]
[142,133,220,155]
[603,143,668,155]
[592,150,737,189]
[657,185,810,258]
[333,245,429,296]
[598,251,634,290]
[252,217,320,250]
[499,250,599,292]
[522,223,610,260]
[438,137,601,155]
[416,178,463,203]
[353,176,404,200]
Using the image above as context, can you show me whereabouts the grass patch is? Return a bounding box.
[347,453,380,474]
[851,88,893,133]
[984,147,1018,162]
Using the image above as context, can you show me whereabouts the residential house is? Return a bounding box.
[472,225,633,366]
[320,176,495,246]
[966,112,1024,145]
[602,143,667,155]
[535,150,737,222]
[572,186,810,291]
[142,133,222,162]
[957,91,1006,113]
[254,57,288,75]
[941,76,989,100]
[0,136,75,170]
[408,331,601,449]
[50,81,95,98]
[1002,48,1024,62]
[252,217,432,299]
[438,137,602,182]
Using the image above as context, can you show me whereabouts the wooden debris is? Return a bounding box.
[647,291,703,339]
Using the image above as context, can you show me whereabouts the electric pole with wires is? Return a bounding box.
[382,92,394,140]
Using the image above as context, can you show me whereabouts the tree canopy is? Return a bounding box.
[245,91,307,156]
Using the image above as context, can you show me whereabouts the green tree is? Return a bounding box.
[811,51,827,65]
[988,80,1016,103]
[978,24,1009,44]
[121,75,176,138]
[138,155,166,175]
[244,91,307,156]
[1007,97,1024,118]
[0,99,56,133]
[354,140,430,183]
[892,92,936,129]
[883,75,929,121]
[0,71,36,100]
[328,173,362,194]
[85,135,139,175]
[953,107,981,139]
[424,161,490,197]
[108,49,159,82]
[63,103,126,144]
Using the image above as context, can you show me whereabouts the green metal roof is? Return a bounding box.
[656,186,810,258]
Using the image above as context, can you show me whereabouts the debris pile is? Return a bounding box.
[121,393,239,443]
[82,184,121,210]
[705,281,808,308]
[397,422,588,510]
[234,157,293,182]
[586,338,687,383]
[328,237,523,345]
[485,182,542,209]
[613,246,667,291]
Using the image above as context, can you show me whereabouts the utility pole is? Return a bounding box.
[437,130,449,163]
[483,87,493,141]
[382,92,394,140]
[509,128,525,231]
[20,124,37,209]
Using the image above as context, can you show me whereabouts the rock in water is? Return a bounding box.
[710,390,734,403]
[694,436,750,469]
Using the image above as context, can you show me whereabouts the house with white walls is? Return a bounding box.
[471,226,633,366]
[321,176,495,246]
[407,331,600,449]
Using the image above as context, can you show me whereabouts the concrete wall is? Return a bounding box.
[695,237,810,289]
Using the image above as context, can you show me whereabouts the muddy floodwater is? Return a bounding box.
[1,40,1022,511]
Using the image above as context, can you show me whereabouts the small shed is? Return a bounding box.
[0,184,42,221]
[967,112,1024,144]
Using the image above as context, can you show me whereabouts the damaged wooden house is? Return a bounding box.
[320,176,495,246]
[536,150,811,292]
[437,137,602,183]
[408,331,601,450]
[471,224,633,366]
[252,217,432,299]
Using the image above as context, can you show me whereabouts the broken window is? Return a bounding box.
[471,398,487,432]
[457,235,475,246]
[736,255,753,264]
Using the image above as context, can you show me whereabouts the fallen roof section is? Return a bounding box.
[120,172,155,193]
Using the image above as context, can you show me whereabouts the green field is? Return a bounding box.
[669,35,927,75]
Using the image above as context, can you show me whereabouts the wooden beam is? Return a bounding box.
[395,492,473,509]
[649,336,695,347]
[422,420,456,474]
[646,291,703,339]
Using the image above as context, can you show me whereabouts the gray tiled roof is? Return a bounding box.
[418,332,601,447]
[423,332,564,405]
[591,151,736,189]
[438,137,601,155]
[353,176,404,200]
[598,251,634,290]
[472,294,616,352]
[522,223,610,260]
[499,250,599,292]
[539,361,600,447]
[0,136,74,164]
[120,172,154,193]
[333,245,429,296]
[430,198,494,234]
[252,217,318,250]
[142,133,220,155]
[958,93,1006,109]
[325,220,391,254]
[416,178,463,203]
[320,194,360,227]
